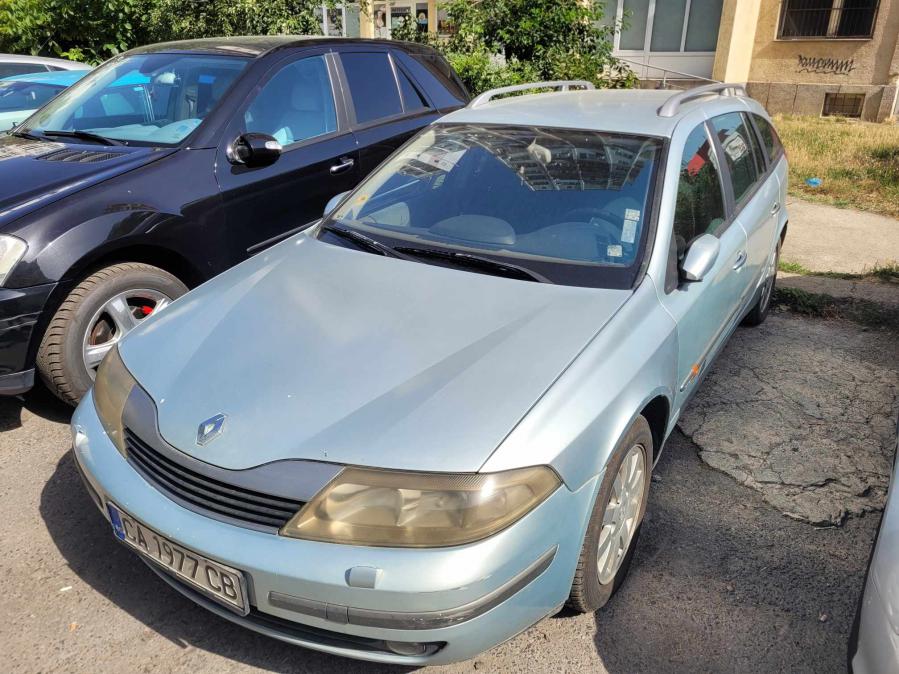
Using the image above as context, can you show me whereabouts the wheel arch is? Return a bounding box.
[26,243,205,366]
[639,394,670,466]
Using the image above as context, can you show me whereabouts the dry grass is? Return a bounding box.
[773,114,899,218]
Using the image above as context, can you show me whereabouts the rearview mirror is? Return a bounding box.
[227,133,282,168]
[324,190,351,216]
[680,233,720,282]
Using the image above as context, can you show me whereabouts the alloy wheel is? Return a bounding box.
[82,289,171,377]
[596,444,646,585]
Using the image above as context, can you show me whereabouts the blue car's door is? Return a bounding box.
[659,121,753,410]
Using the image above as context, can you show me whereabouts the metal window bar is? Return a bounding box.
[778,1,879,39]
[822,93,864,117]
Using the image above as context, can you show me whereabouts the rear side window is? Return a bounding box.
[674,123,727,245]
[752,113,783,163]
[0,63,47,77]
[341,52,402,124]
[397,68,429,112]
[711,112,760,206]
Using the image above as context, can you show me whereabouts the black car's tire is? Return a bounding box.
[742,241,781,327]
[36,263,187,406]
[567,416,653,613]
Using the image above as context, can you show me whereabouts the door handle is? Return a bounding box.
[770,202,780,215]
[733,250,748,271]
[330,157,355,175]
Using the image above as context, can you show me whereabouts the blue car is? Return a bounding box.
[0,69,88,131]
[73,81,788,664]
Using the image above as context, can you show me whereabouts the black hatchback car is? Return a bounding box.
[0,37,468,404]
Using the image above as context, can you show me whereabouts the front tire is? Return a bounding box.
[567,416,653,613]
[36,263,187,405]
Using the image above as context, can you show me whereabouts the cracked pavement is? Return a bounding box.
[679,311,899,526]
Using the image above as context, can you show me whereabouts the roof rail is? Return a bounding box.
[657,82,747,118]
[468,80,595,108]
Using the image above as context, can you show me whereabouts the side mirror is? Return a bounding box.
[227,133,282,168]
[680,233,720,282]
[324,190,351,216]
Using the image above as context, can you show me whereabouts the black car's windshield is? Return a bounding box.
[21,53,249,145]
[324,124,663,288]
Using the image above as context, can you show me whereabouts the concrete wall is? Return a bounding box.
[715,0,899,120]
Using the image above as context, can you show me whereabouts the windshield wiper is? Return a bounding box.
[394,246,549,283]
[10,130,45,141]
[320,223,408,259]
[40,130,123,146]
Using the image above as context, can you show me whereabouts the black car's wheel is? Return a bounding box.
[567,416,653,613]
[742,241,781,327]
[37,263,187,405]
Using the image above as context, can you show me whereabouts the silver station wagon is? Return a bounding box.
[72,81,788,664]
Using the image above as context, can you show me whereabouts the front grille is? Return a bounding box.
[124,429,304,529]
[39,148,120,163]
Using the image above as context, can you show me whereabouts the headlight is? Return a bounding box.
[0,235,26,286]
[93,346,136,456]
[281,465,561,547]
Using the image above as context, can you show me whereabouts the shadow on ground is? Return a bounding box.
[39,450,411,674]
[593,431,878,673]
[0,384,71,433]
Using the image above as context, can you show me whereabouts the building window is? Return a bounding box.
[822,92,865,117]
[615,0,724,53]
[778,0,879,40]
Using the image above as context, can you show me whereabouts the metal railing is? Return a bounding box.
[615,57,719,90]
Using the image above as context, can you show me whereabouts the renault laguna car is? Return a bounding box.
[72,81,788,664]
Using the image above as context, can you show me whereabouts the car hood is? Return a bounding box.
[0,134,173,230]
[120,234,632,473]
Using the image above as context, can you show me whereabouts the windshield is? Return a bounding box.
[0,81,64,113]
[21,53,249,145]
[325,124,663,288]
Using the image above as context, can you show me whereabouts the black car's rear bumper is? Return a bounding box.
[0,282,55,394]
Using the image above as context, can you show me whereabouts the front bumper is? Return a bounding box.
[72,392,598,665]
[0,282,55,394]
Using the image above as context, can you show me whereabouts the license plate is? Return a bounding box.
[106,502,249,615]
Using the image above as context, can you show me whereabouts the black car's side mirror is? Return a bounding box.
[227,133,282,168]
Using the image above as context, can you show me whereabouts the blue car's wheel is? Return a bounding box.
[567,415,652,613]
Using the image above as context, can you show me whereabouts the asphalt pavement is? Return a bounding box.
[0,351,879,673]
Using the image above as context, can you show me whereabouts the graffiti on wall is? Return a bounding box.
[797,54,856,75]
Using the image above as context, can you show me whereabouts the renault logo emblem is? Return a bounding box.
[197,414,227,446]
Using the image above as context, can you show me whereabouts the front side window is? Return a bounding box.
[710,112,760,207]
[674,124,727,246]
[778,0,879,39]
[244,56,337,147]
[22,53,249,145]
[0,63,47,78]
[0,81,63,113]
[323,124,663,288]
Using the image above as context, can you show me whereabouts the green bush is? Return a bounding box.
[444,48,541,95]
[0,0,144,63]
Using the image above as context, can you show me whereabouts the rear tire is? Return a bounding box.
[36,263,187,406]
[742,240,781,327]
[567,416,653,613]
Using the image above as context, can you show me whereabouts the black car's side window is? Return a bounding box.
[752,113,783,164]
[674,123,727,246]
[710,112,760,207]
[244,56,337,147]
[396,67,430,112]
[340,52,403,124]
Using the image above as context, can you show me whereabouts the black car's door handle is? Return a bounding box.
[330,157,355,175]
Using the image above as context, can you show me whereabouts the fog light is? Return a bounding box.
[385,640,435,657]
